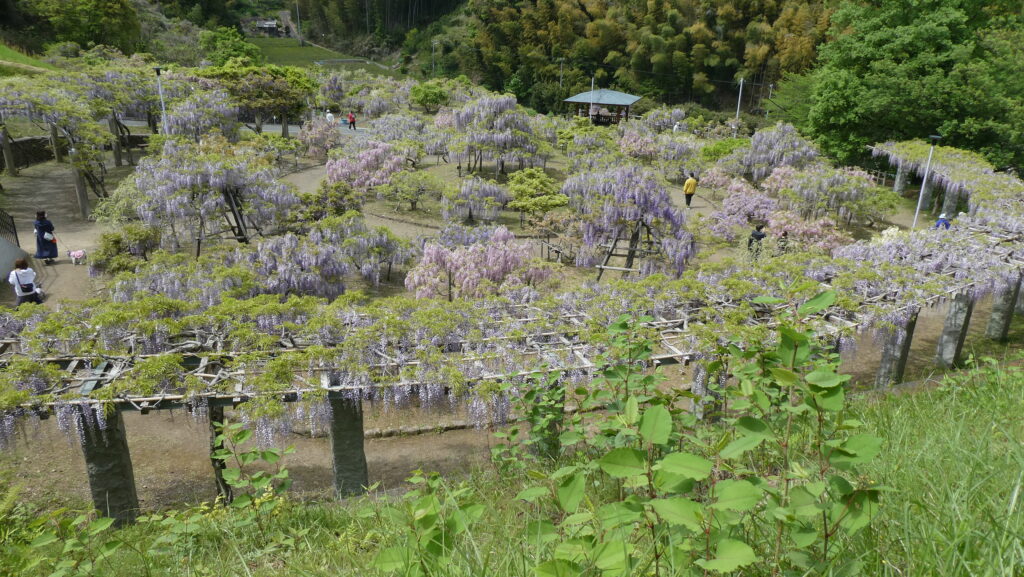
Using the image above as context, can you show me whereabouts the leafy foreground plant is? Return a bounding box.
[2,296,887,576]
[496,291,883,576]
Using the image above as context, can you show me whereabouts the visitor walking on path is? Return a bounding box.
[747,224,767,260]
[33,210,57,264]
[682,172,698,208]
[935,213,951,230]
[8,258,42,306]
[347,112,356,130]
[326,110,335,124]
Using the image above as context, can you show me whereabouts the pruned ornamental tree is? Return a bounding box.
[376,170,442,212]
[507,167,567,226]
[196,63,314,136]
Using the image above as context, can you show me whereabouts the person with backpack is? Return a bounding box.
[8,258,42,306]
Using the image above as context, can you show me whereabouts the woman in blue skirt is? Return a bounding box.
[33,211,57,264]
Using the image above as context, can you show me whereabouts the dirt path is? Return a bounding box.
[0,160,119,308]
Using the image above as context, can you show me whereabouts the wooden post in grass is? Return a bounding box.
[209,404,233,503]
[985,275,1022,341]
[328,391,368,496]
[108,117,123,167]
[79,406,139,526]
[935,291,974,369]
[875,309,919,387]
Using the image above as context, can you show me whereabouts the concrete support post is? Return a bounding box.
[920,178,934,214]
[986,276,1022,341]
[893,164,907,194]
[935,292,975,368]
[107,117,123,167]
[49,124,63,163]
[328,393,368,497]
[80,407,139,526]
[941,188,960,217]
[208,405,233,503]
[1,126,17,176]
[875,309,919,387]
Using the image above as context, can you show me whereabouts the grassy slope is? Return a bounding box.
[0,44,55,77]
[250,37,402,78]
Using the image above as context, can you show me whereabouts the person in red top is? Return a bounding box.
[347,112,356,131]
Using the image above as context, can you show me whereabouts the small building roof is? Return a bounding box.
[564,89,641,107]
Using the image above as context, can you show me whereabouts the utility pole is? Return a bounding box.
[735,77,744,120]
[589,76,595,121]
[154,67,169,135]
[432,40,439,76]
[912,135,942,230]
[765,83,773,118]
[558,58,565,90]
[295,0,305,46]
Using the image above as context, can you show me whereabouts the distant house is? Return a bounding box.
[254,20,282,37]
[564,89,641,125]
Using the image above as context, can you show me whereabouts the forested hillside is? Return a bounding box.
[1,0,1021,167]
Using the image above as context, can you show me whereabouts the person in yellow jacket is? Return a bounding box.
[682,172,698,208]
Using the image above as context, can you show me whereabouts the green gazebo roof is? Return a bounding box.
[564,89,641,107]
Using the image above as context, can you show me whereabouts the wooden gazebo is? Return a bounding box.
[564,89,641,125]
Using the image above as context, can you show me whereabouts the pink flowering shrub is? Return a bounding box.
[707,176,778,240]
[766,210,853,254]
[405,226,553,299]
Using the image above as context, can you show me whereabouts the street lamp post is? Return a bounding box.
[295,1,304,46]
[911,134,942,231]
[154,66,169,136]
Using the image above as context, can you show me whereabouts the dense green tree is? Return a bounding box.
[196,63,315,134]
[409,79,448,112]
[29,0,142,53]
[806,0,1024,168]
[198,26,264,66]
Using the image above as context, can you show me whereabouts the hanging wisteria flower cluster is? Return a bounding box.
[326,140,408,192]
[164,89,240,142]
[442,177,509,222]
[762,164,891,224]
[132,136,299,248]
[707,176,779,241]
[298,116,345,161]
[724,122,819,181]
[562,166,694,276]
